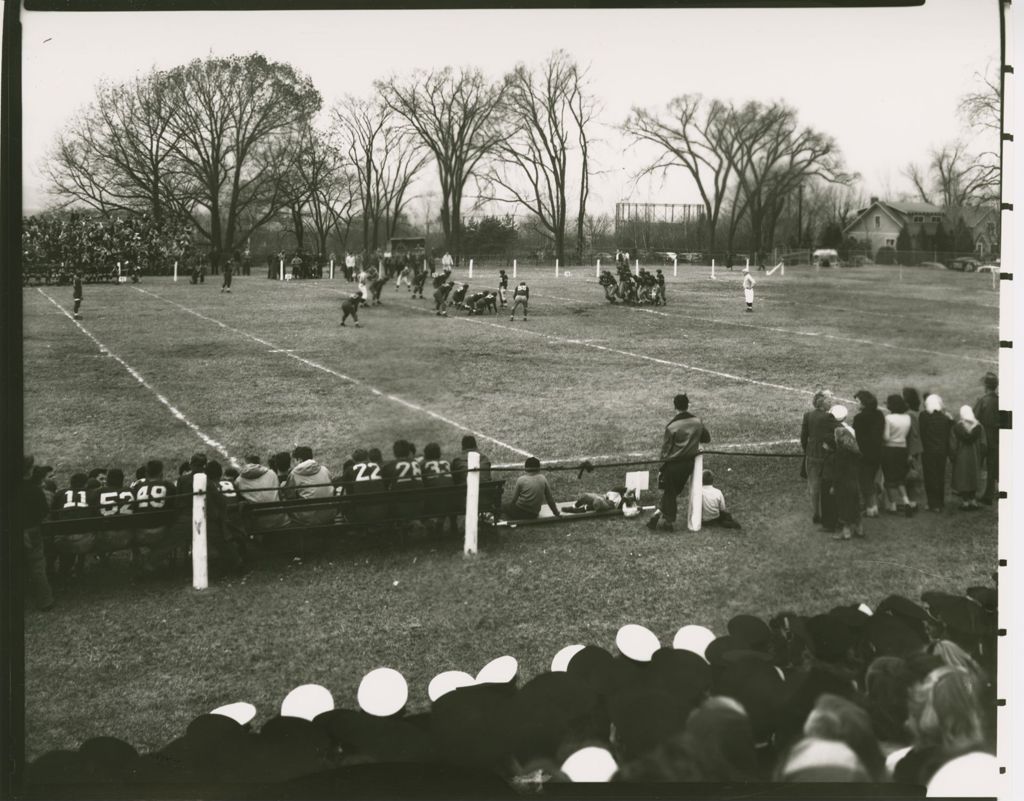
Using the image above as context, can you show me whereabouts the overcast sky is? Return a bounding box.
[21,2,1000,217]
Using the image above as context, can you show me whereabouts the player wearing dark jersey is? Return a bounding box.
[434,281,455,316]
[422,442,458,535]
[510,281,529,321]
[341,290,364,327]
[599,270,618,303]
[498,270,509,307]
[655,269,667,305]
[221,259,234,292]
[340,448,385,525]
[91,467,135,554]
[133,459,180,574]
[450,282,469,311]
[72,273,83,318]
[382,440,424,521]
[51,472,94,576]
[411,268,428,298]
[465,290,497,315]
[370,274,388,305]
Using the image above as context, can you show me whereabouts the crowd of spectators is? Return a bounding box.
[800,372,999,541]
[25,585,998,796]
[22,212,191,284]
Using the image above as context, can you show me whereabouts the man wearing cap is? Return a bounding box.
[501,457,561,521]
[647,393,711,532]
[973,372,999,504]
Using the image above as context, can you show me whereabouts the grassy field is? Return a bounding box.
[22,263,999,759]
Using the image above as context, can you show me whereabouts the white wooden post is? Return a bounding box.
[512,259,517,279]
[173,260,178,282]
[596,258,600,279]
[330,259,335,280]
[711,259,716,280]
[464,451,480,555]
[673,257,678,277]
[117,262,122,282]
[555,259,560,278]
[469,258,474,279]
[745,258,750,270]
[192,472,209,590]
[279,259,284,281]
[687,453,704,533]
[634,258,639,276]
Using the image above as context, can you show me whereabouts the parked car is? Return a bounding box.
[678,252,703,264]
[950,257,980,272]
[977,260,999,274]
[919,261,948,270]
[653,251,677,264]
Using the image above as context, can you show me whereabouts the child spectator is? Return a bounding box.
[501,457,561,521]
[700,470,741,529]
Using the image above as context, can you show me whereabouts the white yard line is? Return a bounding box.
[312,285,850,403]
[540,291,999,365]
[134,287,533,458]
[38,289,241,467]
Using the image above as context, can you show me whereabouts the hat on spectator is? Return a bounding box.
[510,672,604,763]
[649,646,712,708]
[876,595,932,637]
[77,737,140,783]
[704,635,744,666]
[712,659,785,744]
[828,605,872,631]
[866,614,927,658]
[926,752,999,797]
[615,624,660,662]
[428,670,476,703]
[430,683,516,769]
[806,613,856,663]
[560,747,618,782]
[281,683,335,721]
[551,644,587,672]
[566,645,620,696]
[727,614,773,651]
[780,737,870,782]
[966,585,997,612]
[921,591,979,638]
[476,655,519,687]
[357,667,409,717]
[673,624,716,660]
[211,701,257,726]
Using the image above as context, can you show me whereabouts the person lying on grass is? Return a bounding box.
[560,487,636,514]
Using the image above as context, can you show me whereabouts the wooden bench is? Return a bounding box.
[234,480,507,539]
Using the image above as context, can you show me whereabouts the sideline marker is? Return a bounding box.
[711,259,716,280]
[673,257,678,277]
[555,258,560,278]
[464,451,480,555]
[330,259,334,280]
[279,258,284,281]
[173,260,178,282]
[469,258,474,279]
[513,259,517,279]
[596,258,600,279]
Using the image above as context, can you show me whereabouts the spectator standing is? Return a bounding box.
[72,272,83,318]
[852,390,885,517]
[220,258,233,293]
[647,393,711,532]
[881,394,916,516]
[801,390,835,524]
[830,405,862,540]
[949,406,987,511]
[919,395,953,512]
[441,251,454,272]
[21,455,54,611]
[902,387,924,507]
[501,457,561,521]
[344,251,356,282]
[972,372,999,505]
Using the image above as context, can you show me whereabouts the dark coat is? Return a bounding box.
[949,423,986,494]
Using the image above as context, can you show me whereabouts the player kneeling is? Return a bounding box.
[599,270,618,303]
[340,290,365,327]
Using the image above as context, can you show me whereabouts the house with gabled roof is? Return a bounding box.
[843,198,999,259]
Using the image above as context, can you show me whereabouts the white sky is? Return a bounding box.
[21,2,1000,216]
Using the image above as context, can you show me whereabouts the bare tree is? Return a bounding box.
[623,94,739,252]
[567,62,598,261]
[904,140,999,208]
[959,65,1001,136]
[331,95,426,252]
[46,70,190,223]
[161,54,321,262]
[378,67,506,262]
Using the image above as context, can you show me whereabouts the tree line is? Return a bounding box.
[43,50,998,266]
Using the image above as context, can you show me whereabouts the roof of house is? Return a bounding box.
[958,205,998,227]
[884,201,944,216]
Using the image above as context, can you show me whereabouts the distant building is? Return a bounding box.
[843,197,998,259]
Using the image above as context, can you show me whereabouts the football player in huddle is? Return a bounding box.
[411,268,429,298]
[449,282,469,312]
[599,270,618,303]
[369,272,388,305]
[434,280,455,315]
[466,290,498,315]
[340,290,365,327]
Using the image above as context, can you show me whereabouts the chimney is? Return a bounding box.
[869,196,879,205]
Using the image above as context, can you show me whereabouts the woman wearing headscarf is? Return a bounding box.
[830,405,862,540]
[881,394,916,516]
[948,406,987,511]
[919,395,953,512]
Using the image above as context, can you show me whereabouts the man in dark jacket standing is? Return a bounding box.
[22,454,54,610]
[647,393,711,532]
[973,372,999,505]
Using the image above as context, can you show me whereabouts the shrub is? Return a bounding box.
[875,246,896,265]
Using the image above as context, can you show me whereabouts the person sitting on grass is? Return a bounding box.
[501,457,562,521]
[700,470,741,529]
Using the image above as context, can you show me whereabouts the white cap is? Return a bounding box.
[926,752,999,797]
[672,624,716,660]
[857,603,874,616]
[550,644,586,672]
[280,684,334,721]
[427,670,476,702]
[210,702,257,726]
[615,624,660,662]
[560,746,619,782]
[357,667,409,717]
[476,655,519,684]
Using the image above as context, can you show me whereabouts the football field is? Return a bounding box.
[22,264,1000,757]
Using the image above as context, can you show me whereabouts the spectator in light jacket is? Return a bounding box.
[281,446,336,526]
[235,455,288,530]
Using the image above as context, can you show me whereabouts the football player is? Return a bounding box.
[72,272,83,318]
[50,472,94,577]
[422,442,458,535]
[599,270,618,303]
[465,290,498,315]
[411,268,428,298]
[497,270,509,307]
[434,280,455,316]
[509,280,529,321]
[382,439,424,521]
[369,273,388,305]
[340,290,364,327]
